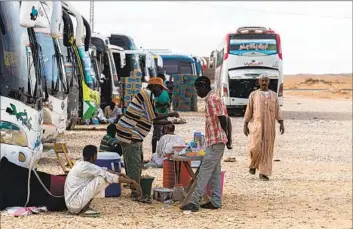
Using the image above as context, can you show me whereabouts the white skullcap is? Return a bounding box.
[259,73,269,79]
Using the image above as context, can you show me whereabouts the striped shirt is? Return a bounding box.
[99,134,119,152]
[205,91,228,146]
[116,89,157,143]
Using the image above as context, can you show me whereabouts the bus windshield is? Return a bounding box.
[0,2,39,105]
[35,32,65,99]
[109,35,137,50]
[163,59,193,75]
[229,34,277,56]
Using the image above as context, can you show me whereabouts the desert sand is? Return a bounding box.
[1,90,352,229]
[284,74,352,100]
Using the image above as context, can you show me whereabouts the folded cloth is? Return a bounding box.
[5,206,47,217]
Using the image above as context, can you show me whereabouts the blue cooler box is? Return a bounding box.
[95,152,121,197]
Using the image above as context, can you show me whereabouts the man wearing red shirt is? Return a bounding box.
[181,76,232,212]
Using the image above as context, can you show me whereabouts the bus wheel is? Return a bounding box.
[67,118,77,130]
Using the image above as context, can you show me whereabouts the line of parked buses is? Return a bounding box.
[0,1,208,169]
[0,1,284,170]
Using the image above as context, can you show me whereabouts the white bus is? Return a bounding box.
[0,1,61,168]
[209,26,283,115]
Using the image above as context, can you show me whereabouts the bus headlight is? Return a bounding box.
[0,121,28,147]
[43,109,52,124]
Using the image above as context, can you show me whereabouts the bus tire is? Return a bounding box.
[66,118,77,130]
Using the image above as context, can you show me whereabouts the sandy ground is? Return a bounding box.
[284,74,352,100]
[1,94,352,229]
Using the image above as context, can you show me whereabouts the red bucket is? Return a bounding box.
[163,160,191,189]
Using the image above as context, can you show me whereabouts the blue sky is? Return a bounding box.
[70,1,352,75]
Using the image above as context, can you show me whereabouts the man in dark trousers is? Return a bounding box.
[116,77,179,203]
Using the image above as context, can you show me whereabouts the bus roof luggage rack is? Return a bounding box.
[236,26,268,34]
[145,49,172,54]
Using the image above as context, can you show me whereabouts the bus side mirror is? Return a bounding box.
[120,52,126,68]
[50,1,62,39]
[146,55,153,68]
[157,56,163,68]
[20,1,50,28]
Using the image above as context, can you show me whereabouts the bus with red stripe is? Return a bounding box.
[209,26,283,115]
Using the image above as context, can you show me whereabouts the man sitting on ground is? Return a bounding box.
[103,102,121,123]
[145,124,185,168]
[99,120,122,156]
[64,145,141,215]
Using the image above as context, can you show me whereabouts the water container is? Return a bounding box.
[193,131,206,150]
[95,152,121,197]
[92,118,99,125]
[162,160,191,188]
[172,184,186,202]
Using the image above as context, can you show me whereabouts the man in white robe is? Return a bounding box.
[64,145,141,215]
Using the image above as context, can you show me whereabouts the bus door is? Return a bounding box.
[109,48,126,106]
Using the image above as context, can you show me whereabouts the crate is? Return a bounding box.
[133,83,142,90]
[124,89,134,96]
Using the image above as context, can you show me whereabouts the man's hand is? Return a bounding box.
[168,112,179,118]
[243,124,250,136]
[279,122,285,134]
[118,173,130,179]
[130,181,142,196]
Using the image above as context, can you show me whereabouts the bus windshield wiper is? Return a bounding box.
[0,11,6,35]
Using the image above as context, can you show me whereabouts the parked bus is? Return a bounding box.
[34,7,68,142]
[0,1,60,168]
[60,2,100,128]
[109,33,138,50]
[209,26,283,115]
[91,33,126,109]
[192,56,207,76]
[154,52,198,77]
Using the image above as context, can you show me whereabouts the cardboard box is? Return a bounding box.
[133,83,142,90]
[124,83,133,90]
[133,89,140,95]
[124,89,134,96]
[124,95,133,101]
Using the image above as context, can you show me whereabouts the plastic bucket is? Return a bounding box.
[95,152,121,197]
[162,160,191,188]
[205,171,225,198]
[140,176,155,197]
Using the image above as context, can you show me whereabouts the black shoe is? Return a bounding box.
[131,193,139,201]
[249,168,256,175]
[200,202,220,209]
[180,203,199,212]
[259,174,269,181]
[138,195,153,204]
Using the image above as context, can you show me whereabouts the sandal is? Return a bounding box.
[259,174,269,181]
[81,208,100,217]
[224,157,236,162]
